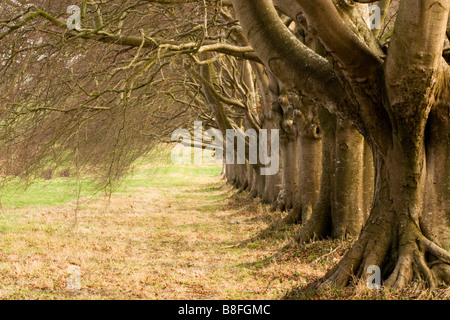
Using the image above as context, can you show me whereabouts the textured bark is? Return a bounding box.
[362,140,374,222]
[262,170,281,204]
[310,0,450,288]
[225,163,236,185]
[316,140,450,289]
[261,114,282,205]
[261,125,281,204]
[232,0,450,289]
[297,133,322,224]
[248,166,260,198]
[421,94,450,248]
[256,167,266,198]
[276,89,322,224]
[235,163,248,191]
[246,161,254,193]
[332,119,365,239]
[295,111,368,242]
[277,136,300,212]
[274,84,303,219]
[295,108,335,242]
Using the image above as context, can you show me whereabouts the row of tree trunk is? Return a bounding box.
[223,104,376,243]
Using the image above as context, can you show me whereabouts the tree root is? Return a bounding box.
[282,206,301,224]
[294,208,331,244]
[270,190,286,212]
[237,180,249,193]
[247,189,258,199]
[310,219,450,291]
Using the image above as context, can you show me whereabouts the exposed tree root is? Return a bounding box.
[294,215,330,244]
[282,205,301,224]
[248,189,258,199]
[271,189,286,212]
[309,216,450,292]
[237,180,249,193]
[294,199,331,243]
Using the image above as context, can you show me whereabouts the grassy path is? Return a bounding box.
[1,164,448,300]
[0,165,311,299]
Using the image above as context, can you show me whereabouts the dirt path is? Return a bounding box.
[0,168,316,299]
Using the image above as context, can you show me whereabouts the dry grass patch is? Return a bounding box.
[1,166,447,300]
[0,170,303,299]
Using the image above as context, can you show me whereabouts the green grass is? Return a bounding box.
[117,165,222,191]
[0,160,296,299]
[0,158,221,209]
[3,151,448,300]
[0,178,98,208]
[1,157,449,300]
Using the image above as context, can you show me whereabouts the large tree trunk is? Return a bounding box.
[225,163,236,185]
[248,166,260,198]
[261,121,281,204]
[276,135,300,212]
[421,98,450,248]
[295,110,368,242]
[262,170,281,204]
[362,140,375,222]
[295,107,335,241]
[236,163,248,191]
[297,132,322,223]
[279,92,322,224]
[232,0,450,289]
[317,137,450,289]
[254,166,266,199]
[261,127,281,204]
[332,119,365,239]
[246,161,254,192]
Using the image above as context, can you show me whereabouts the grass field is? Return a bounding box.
[0,159,449,300]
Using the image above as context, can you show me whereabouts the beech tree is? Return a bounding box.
[232,0,450,288]
[1,0,449,290]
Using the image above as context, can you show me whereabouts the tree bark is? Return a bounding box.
[277,134,300,213]
[421,96,450,248]
[232,0,450,289]
[297,132,322,224]
[332,119,365,239]
[295,110,368,242]
[225,163,236,185]
[362,140,374,222]
[295,107,335,242]
[317,138,450,289]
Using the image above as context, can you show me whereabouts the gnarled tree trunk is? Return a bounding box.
[232,0,450,289]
